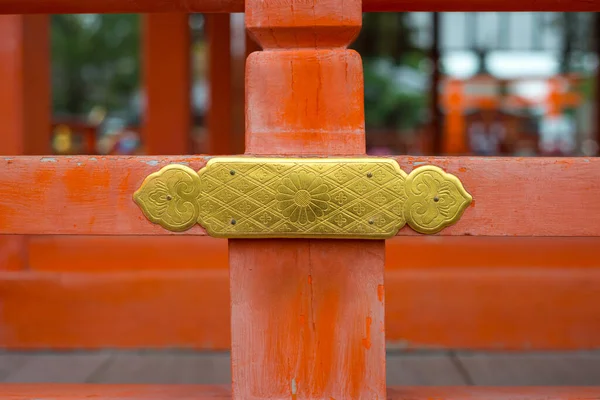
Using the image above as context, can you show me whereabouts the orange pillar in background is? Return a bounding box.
[0,15,50,271]
[142,13,191,155]
[0,15,50,156]
[206,14,233,155]
[442,79,467,154]
[546,76,580,118]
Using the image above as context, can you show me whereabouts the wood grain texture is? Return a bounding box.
[230,240,386,398]
[0,156,210,235]
[1,156,600,236]
[0,0,598,14]
[1,385,600,399]
[234,0,386,397]
[245,50,366,155]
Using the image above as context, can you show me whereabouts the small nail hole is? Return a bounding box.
[367,172,373,178]
[368,219,374,225]
[230,170,236,176]
[433,197,439,202]
[166,195,172,201]
[231,219,237,225]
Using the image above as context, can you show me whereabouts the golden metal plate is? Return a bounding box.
[133,158,472,238]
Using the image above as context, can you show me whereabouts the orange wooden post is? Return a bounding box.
[442,79,467,154]
[0,15,50,155]
[546,76,580,118]
[0,14,49,271]
[206,14,233,154]
[142,13,191,155]
[228,1,385,398]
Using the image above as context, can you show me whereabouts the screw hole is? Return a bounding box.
[231,219,237,225]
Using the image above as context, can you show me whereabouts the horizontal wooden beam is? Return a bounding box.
[0,156,598,236]
[0,236,591,350]
[1,385,600,399]
[0,0,597,14]
[4,263,600,350]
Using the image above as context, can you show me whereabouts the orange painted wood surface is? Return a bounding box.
[27,236,228,272]
[0,15,50,272]
[0,15,50,156]
[229,240,386,397]
[1,385,600,399]
[0,385,232,398]
[1,156,600,236]
[3,235,595,350]
[245,50,366,155]
[25,235,600,272]
[4,239,600,350]
[1,0,598,14]
[233,0,386,397]
[142,13,191,155]
[0,270,230,349]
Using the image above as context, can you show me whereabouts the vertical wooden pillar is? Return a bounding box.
[431,12,442,155]
[206,14,233,155]
[0,15,50,271]
[0,15,51,156]
[142,13,191,155]
[229,1,385,399]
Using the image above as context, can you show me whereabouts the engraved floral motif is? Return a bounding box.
[133,164,201,232]
[276,171,330,225]
[404,165,472,234]
[133,159,471,237]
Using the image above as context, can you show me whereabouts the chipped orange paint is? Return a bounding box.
[377,284,385,303]
[362,317,372,350]
[3,156,600,236]
[231,1,385,397]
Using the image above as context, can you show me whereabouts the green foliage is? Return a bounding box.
[353,13,428,131]
[51,14,140,116]
[363,58,427,131]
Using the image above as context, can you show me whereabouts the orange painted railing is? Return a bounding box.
[0,235,596,350]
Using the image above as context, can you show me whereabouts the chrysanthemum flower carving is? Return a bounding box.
[276,172,331,225]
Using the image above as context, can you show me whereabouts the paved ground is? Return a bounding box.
[1,351,600,386]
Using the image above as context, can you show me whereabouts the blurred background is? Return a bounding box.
[1,12,600,387]
[42,12,600,158]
